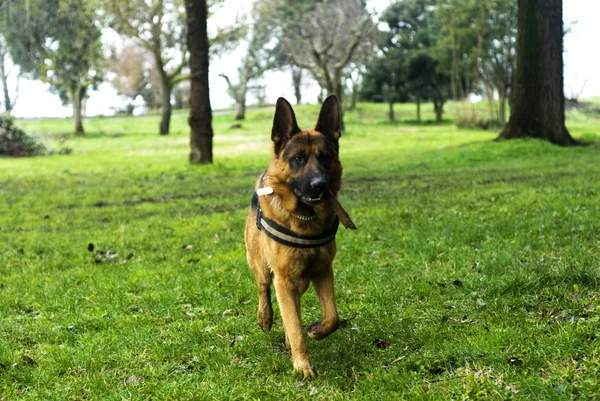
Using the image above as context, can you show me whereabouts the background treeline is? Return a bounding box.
[0,0,518,134]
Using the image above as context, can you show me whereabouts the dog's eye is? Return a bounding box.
[292,154,305,165]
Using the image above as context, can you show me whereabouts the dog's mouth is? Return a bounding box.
[293,188,323,206]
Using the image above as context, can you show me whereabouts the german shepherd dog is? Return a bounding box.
[244,95,344,377]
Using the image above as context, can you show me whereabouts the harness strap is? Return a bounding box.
[252,192,339,249]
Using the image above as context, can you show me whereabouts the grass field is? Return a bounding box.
[1,102,600,400]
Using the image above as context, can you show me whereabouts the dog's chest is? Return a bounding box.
[267,245,335,277]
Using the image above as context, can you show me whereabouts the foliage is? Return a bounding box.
[0,116,45,156]
[408,53,451,122]
[2,103,599,399]
[102,0,190,134]
[365,0,516,124]
[102,0,244,134]
[2,0,104,134]
[107,43,154,114]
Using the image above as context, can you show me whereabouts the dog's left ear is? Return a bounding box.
[272,97,300,155]
[315,94,341,141]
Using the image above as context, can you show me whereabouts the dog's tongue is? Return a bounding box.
[327,189,357,230]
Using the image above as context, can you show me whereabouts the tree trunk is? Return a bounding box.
[331,75,346,131]
[72,87,86,135]
[416,95,421,123]
[235,101,245,120]
[185,0,213,164]
[497,0,577,146]
[498,87,507,127]
[0,53,12,114]
[388,101,394,121]
[292,66,302,105]
[434,100,444,123]
[160,81,172,135]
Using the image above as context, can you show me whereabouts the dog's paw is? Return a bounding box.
[307,319,340,340]
[293,360,315,378]
[258,310,273,331]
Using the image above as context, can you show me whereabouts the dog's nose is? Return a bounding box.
[310,177,327,192]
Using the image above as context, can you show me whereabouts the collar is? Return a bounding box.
[252,192,339,248]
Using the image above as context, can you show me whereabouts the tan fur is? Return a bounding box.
[244,99,343,378]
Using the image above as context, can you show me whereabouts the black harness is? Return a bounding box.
[252,192,339,249]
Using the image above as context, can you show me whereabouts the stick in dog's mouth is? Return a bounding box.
[327,189,357,230]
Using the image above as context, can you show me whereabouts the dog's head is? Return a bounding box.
[269,95,343,207]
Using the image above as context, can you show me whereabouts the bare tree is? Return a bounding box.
[260,0,374,129]
[219,24,274,120]
[108,43,152,114]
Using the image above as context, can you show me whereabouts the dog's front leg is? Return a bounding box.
[308,265,340,340]
[273,275,314,377]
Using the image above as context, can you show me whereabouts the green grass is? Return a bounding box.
[1,102,600,400]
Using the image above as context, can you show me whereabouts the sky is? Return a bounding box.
[7,0,600,119]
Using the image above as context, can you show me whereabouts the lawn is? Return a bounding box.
[1,102,600,400]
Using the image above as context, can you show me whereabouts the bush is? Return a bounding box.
[0,116,47,157]
[452,105,502,130]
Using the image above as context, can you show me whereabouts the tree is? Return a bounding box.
[185,0,213,163]
[103,0,189,135]
[361,48,406,121]
[108,43,152,114]
[408,53,451,123]
[497,0,577,146]
[480,0,517,126]
[259,0,374,130]
[219,20,275,120]
[3,0,103,134]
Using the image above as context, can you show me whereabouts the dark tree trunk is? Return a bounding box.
[185,0,213,164]
[434,100,444,123]
[332,78,345,131]
[388,101,394,121]
[416,95,421,123]
[159,82,172,135]
[497,0,577,146]
[292,66,302,105]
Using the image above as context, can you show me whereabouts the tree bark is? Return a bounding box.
[332,76,345,131]
[497,0,578,146]
[434,100,444,123]
[291,66,302,105]
[0,53,12,114]
[416,95,421,123]
[72,87,86,135]
[498,87,507,127]
[234,101,245,120]
[388,101,394,121]
[159,81,172,135]
[185,0,213,164]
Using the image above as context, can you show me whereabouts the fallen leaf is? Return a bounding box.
[506,384,521,393]
[22,354,38,366]
[125,375,145,385]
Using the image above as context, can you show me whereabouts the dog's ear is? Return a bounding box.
[272,97,300,155]
[315,95,341,141]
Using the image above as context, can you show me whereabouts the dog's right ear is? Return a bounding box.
[271,97,300,156]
